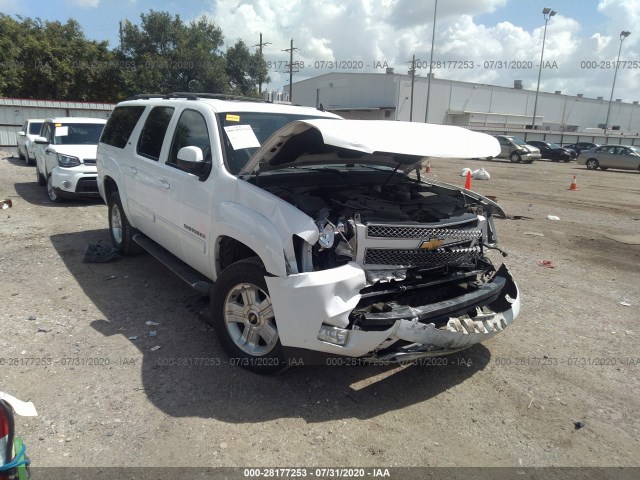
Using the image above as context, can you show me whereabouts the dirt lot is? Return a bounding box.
[1,152,639,474]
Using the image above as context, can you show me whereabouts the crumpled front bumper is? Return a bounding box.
[266,262,520,360]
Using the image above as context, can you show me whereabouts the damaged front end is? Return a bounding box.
[261,172,520,362]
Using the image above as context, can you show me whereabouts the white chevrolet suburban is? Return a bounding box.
[97,93,520,373]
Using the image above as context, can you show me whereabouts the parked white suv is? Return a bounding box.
[17,119,44,166]
[34,117,107,202]
[97,93,520,373]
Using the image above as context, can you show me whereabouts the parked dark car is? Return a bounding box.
[563,142,599,155]
[527,141,573,162]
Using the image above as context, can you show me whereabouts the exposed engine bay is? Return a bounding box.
[253,169,507,335]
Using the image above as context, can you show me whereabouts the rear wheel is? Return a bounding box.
[586,158,599,170]
[35,163,46,186]
[108,191,142,255]
[211,257,287,374]
[510,152,521,163]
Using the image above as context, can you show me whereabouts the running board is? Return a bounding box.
[133,233,212,295]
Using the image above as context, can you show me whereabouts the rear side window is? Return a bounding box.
[100,106,145,149]
[137,107,175,160]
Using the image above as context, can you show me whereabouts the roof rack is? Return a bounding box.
[125,92,265,103]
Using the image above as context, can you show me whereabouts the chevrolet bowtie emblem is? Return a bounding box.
[418,238,445,250]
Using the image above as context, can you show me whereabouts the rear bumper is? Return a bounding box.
[266,263,520,360]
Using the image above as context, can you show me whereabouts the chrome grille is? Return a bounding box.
[364,246,481,268]
[367,225,481,240]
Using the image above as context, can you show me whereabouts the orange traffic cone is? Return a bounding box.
[569,175,578,191]
[425,161,432,173]
[464,170,472,190]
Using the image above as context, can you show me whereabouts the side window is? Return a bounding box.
[137,106,175,161]
[41,124,52,143]
[168,109,211,177]
[497,137,507,146]
[101,106,145,149]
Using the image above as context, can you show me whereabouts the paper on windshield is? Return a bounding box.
[224,124,260,150]
[55,126,69,137]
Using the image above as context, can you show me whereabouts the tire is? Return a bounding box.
[25,155,32,166]
[510,152,521,163]
[35,164,46,186]
[211,257,287,374]
[108,191,142,255]
[586,158,599,170]
[47,175,63,203]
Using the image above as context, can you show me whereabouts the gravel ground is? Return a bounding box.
[1,152,639,476]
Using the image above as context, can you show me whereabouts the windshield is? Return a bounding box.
[509,136,528,146]
[28,122,43,135]
[54,123,105,145]
[629,146,639,154]
[549,143,561,149]
[217,112,338,175]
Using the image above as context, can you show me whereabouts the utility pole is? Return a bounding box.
[425,0,438,123]
[408,54,417,121]
[252,33,271,95]
[283,39,298,102]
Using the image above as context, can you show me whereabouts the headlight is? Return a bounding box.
[57,154,81,167]
[318,223,335,249]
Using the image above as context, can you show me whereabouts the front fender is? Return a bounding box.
[215,202,289,278]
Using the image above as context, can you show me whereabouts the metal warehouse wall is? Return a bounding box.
[0,98,115,153]
[290,73,640,135]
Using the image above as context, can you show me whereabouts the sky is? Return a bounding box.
[2,0,639,102]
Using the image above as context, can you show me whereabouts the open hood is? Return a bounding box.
[238,119,501,175]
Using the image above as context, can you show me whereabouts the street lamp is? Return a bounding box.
[531,7,556,130]
[424,0,438,123]
[604,30,631,132]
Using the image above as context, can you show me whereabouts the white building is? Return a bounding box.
[287,72,640,146]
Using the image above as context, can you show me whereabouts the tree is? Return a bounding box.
[117,10,228,96]
[225,40,270,97]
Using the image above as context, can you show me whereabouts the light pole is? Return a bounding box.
[531,7,556,130]
[605,30,631,132]
[424,0,438,123]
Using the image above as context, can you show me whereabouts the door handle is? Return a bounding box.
[157,179,170,189]
[127,166,138,174]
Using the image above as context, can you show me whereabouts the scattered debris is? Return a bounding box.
[150,345,161,352]
[127,336,138,341]
[472,168,491,180]
[83,244,121,263]
[145,321,159,326]
[27,315,36,321]
[220,442,228,449]
[546,215,560,221]
[524,232,544,237]
[573,421,586,430]
[618,299,631,307]
[149,330,157,337]
[460,168,472,177]
[536,259,556,268]
[1,198,12,209]
[36,327,50,333]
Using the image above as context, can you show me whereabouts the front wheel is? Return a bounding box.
[211,257,287,374]
[35,163,46,186]
[586,158,599,170]
[108,191,142,255]
[47,175,62,203]
[510,152,521,163]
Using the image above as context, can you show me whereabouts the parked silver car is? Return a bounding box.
[492,135,541,163]
[577,145,640,172]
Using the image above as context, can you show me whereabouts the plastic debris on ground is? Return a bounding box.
[149,331,157,337]
[127,336,138,340]
[618,299,631,307]
[145,321,159,326]
[460,168,472,177]
[1,199,12,209]
[150,346,161,352]
[524,232,544,237]
[472,168,490,180]
[82,244,121,263]
[536,259,556,268]
[546,215,560,221]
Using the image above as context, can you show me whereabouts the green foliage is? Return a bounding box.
[0,10,271,102]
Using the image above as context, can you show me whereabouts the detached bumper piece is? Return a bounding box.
[365,264,519,362]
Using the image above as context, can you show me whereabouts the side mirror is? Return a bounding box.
[177,146,204,164]
[17,131,25,137]
[34,136,49,145]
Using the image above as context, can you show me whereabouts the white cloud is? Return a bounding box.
[68,0,101,7]
[199,0,640,102]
